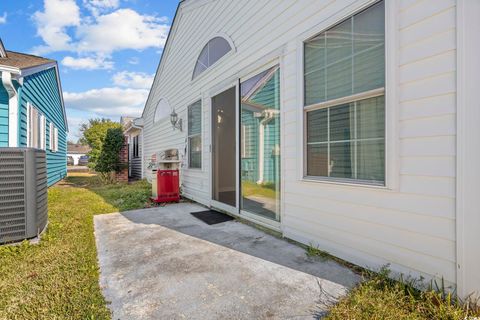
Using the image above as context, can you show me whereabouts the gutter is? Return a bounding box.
[1,71,19,147]
[0,62,68,133]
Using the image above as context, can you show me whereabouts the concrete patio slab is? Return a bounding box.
[94,203,360,319]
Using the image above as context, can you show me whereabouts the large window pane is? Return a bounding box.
[304,33,325,72]
[240,66,281,221]
[304,1,385,185]
[188,101,202,135]
[188,100,202,169]
[353,47,384,93]
[357,95,384,139]
[305,96,385,184]
[353,1,385,93]
[189,135,202,169]
[330,141,354,179]
[326,59,353,100]
[357,140,384,181]
[329,103,354,142]
[326,19,353,100]
[305,69,326,106]
[304,0,385,105]
[307,108,328,143]
[307,144,328,176]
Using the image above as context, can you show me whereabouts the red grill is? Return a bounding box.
[151,169,180,203]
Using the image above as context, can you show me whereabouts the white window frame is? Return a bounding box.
[49,122,54,150]
[53,127,59,152]
[48,121,59,152]
[132,135,140,158]
[40,114,46,150]
[27,102,44,149]
[296,0,398,190]
[187,99,202,169]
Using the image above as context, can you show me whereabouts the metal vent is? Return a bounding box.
[0,148,48,244]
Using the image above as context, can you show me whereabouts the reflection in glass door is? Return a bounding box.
[240,65,280,221]
[212,87,237,208]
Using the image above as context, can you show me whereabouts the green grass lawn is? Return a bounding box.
[0,173,150,320]
[241,181,277,199]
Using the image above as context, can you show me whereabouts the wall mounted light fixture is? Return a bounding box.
[170,109,182,131]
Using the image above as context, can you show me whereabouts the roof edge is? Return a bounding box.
[140,1,184,119]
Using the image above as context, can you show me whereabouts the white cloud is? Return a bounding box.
[128,57,139,65]
[66,115,87,141]
[32,0,80,54]
[64,87,148,117]
[0,12,7,24]
[62,55,113,70]
[83,0,119,16]
[32,1,170,70]
[76,9,169,54]
[112,71,154,89]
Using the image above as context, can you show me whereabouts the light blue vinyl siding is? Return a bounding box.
[18,67,67,186]
[242,69,280,184]
[241,111,259,182]
[0,84,8,147]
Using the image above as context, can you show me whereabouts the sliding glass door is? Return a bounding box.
[212,86,237,209]
[240,65,280,221]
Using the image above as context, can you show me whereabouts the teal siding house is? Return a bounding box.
[0,40,68,186]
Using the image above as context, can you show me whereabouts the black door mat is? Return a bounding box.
[190,210,234,225]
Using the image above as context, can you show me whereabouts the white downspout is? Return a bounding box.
[257,123,265,184]
[257,110,276,185]
[1,71,18,147]
[140,129,144,179]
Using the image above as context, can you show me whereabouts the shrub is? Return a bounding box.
[79,118,122,169]
[95,127,126,183]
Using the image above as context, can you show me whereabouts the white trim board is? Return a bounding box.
[456,0,480,300]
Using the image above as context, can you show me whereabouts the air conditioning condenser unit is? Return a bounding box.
[0,148,48,244]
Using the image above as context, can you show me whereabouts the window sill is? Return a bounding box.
[301,176,391,191]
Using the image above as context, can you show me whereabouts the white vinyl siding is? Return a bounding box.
[141,0,458,288]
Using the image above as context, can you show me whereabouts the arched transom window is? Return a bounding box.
[193,37,232,79]
[154,98,170,123]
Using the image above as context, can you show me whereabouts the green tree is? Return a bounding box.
[79,118,122,168]
[95,127,126,183]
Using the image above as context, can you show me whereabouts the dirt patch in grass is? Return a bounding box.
[0,173,151,320]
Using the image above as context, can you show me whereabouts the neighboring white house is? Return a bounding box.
[121,117,144,180]
[139,0,480,299]
[67,142,90,166]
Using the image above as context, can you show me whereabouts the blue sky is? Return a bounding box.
[0,0,178,141]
